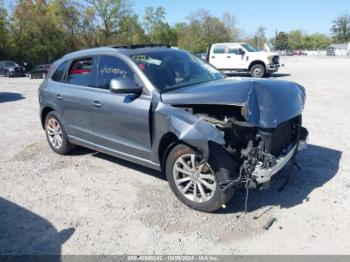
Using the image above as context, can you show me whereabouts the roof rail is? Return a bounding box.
[112,44,171,49]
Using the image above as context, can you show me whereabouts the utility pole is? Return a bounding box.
[314,33,318,50]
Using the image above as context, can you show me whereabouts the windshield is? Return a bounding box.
[5,61,19,67]
[130,50,224,91]
[241,44,260,52]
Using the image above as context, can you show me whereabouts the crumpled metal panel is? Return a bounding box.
[152,103,225,161]
[161,78,306,128]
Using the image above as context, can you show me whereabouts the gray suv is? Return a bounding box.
[39,44,308,212]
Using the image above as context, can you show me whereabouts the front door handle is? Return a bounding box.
[56,94,63,100]
[92,101,101,108]
[227,56,231,58]
[211,56,215,58]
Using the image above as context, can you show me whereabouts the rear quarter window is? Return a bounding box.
[51,61,69,82]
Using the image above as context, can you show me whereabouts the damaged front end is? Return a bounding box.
[160,79,309,191]
[174,104,309,191]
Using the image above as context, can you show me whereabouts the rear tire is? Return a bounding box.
[165,143,236,212]
[250,63,265,78]
[44,111,74,155]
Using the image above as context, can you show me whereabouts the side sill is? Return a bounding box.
[69,136,161,171]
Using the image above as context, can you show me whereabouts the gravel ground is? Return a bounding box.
[1,56,350,255]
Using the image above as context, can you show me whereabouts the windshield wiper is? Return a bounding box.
[163,79,214,92]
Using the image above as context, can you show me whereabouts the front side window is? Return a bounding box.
[130,50,224,91]
[97,55,135,90]
[228,47,240,54]
[52,60,69,82]
[67,58,96,87]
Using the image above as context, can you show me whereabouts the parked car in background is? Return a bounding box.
[286,50,294,56]
[292,50,307,56]
[28,64,52,79]
[39,44,308,212]
[206,43,281,78]
[0,61,26,77]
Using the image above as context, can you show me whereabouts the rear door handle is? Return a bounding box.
[92,101,101,108]
[56,94,63,100]
[227,56,231,58]
[211,56,215,58]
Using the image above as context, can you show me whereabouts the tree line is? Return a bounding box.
[0,0,349,66]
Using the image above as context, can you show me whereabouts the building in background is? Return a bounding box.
[329,43,349,56]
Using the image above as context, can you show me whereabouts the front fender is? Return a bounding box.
[152,103,225,163]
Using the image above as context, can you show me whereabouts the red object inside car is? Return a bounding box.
[70,68,91,74]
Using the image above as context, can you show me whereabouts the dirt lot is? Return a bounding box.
[1,56,350,255]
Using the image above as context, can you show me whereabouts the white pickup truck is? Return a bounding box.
[206,43,282,78]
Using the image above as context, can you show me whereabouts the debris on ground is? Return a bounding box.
[263,218,278,230]
[253,206,273,220]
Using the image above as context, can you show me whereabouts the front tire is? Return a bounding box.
[44,111,74,155]
[165,144,235,212]
[250,63,265,78]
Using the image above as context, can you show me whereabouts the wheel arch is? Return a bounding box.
[41,106,55,129]
[158,132,179,170]
[248,60,266,71]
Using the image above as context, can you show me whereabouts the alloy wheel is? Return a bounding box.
[46,118,63,149]
[172,154,216,203]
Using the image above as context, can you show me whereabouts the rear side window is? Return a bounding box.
[97,55,134,90]
[213,45,226,54]
[51,61,68,82]
[67,57,96,87]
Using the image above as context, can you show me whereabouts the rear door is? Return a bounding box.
[209,44,227,69]
[51,57,97,144]
[91,54,152,160]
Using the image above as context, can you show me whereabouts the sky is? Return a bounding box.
[132,0,350,37]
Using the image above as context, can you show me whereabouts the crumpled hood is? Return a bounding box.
[161,78,306,128]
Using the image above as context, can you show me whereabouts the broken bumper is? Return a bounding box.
[251,136,308,184]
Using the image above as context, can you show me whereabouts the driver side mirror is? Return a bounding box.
[238,48,245,55]
[109,78,143,95]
